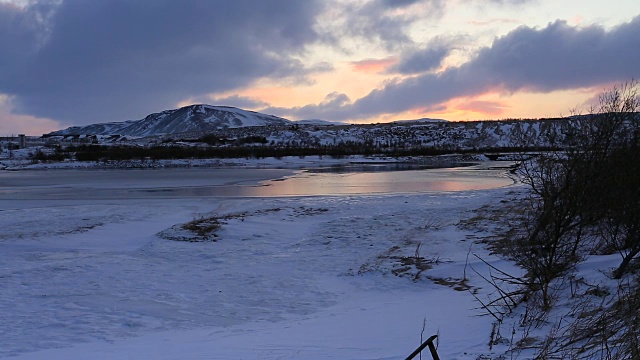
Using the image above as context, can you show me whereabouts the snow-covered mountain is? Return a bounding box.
[47,105,291,137]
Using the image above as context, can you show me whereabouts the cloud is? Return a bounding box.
[285,15,640,120]
[207,95,270,109]
[0,2,46,76]
[451,18,640,96]
[351,57,397,74]
[261,92,352,120]
[391,46,449,74]
[486,0,535,4]
[318,0,445,53]
[0,0,322,125]
[389,36,461,74]
[379,0,422,8]
[467,18,522,27]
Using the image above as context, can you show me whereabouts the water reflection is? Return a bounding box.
[125,165,512,198]
[248,167,511,197]
[0,163,514,200]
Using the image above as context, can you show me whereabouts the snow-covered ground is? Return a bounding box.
[1,162,524,359]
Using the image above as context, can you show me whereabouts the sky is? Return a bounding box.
[0,0,639,135]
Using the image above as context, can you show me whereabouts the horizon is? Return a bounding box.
[7,104,598,137]
[1,0,638,136]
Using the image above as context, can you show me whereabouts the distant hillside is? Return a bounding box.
[390,118,447,124]
[295,119,344,126]
[47,105,291,137]
[47,106,640,154]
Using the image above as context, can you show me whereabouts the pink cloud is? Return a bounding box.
[350,57,397,74]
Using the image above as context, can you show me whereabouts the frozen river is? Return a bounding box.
[0,160,519,359]
[0,162,513,202]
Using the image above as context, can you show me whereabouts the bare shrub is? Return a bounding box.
[512,80,640,309]
[472,81,640,358]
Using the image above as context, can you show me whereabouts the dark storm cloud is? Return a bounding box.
[0,0,322,124]
[278,15,640,121]
[0,2,40,78]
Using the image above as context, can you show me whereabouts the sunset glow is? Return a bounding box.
[0,0,638,135]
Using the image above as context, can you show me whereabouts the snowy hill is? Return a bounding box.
[43,103,585,152]
[44,116,574,152]
[184,117,570,151]
[47,105,291,137]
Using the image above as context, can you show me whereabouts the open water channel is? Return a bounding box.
[0,162,514,201]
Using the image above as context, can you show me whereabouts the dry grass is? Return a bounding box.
[427,276,474,292]
[181,216,221,238]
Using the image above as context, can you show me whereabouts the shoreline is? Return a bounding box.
[0,153,498,171]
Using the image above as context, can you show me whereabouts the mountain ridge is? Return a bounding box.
[47,104,292,137]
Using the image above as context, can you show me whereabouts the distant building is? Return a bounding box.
[18,134,26,148]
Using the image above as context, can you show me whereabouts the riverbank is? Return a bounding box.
[0,151,496,171]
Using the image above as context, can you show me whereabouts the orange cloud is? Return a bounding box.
[350,57,397,74]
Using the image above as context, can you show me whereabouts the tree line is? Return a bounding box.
[32,142,553,163]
